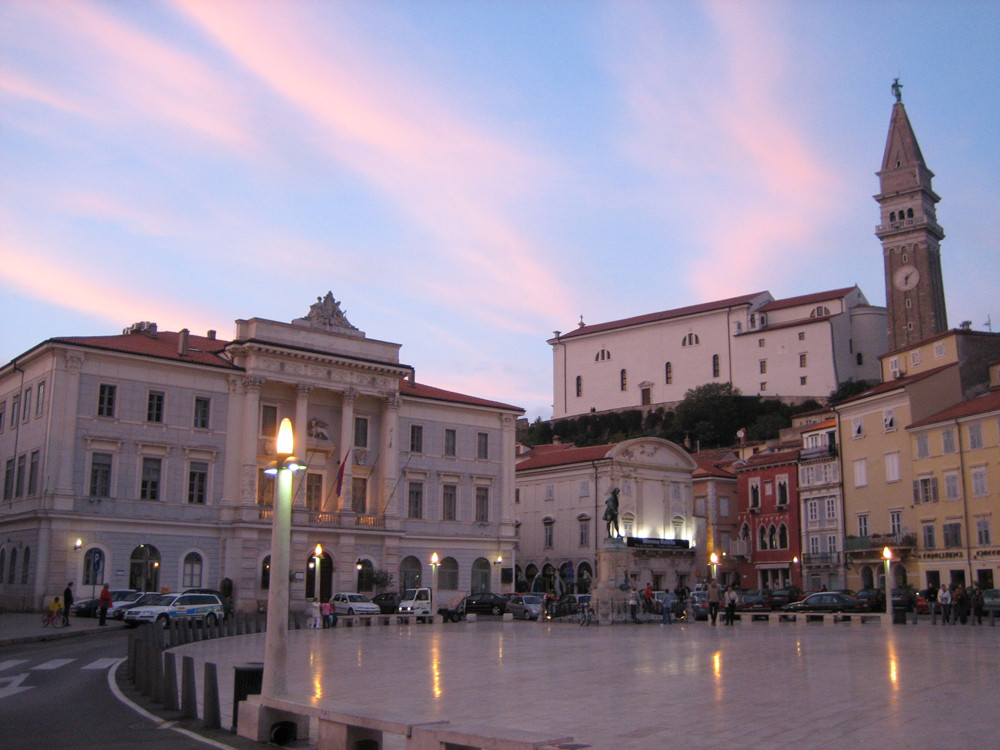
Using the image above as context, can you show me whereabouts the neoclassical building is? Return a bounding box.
[0,294,522,611]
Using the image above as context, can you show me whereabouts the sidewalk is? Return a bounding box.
[0,611,127,647]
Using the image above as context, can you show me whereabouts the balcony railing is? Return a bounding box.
[799,444,838,461]
[844,533,916,553]
[802,552,841,567]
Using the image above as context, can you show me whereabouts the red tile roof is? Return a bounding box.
[516,443,617,470]
[399,380,523,413]
[553,292,769,340]
[759,287,857,312]
[50,331,236,369]
[736,448,801,469]
[908,389,1000,428]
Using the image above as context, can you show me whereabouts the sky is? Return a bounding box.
[2,1,998,421]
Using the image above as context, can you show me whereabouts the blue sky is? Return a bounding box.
[2,1,998,420]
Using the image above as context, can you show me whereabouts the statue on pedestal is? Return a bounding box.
[603,487,621,539]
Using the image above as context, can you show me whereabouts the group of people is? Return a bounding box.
[46,582,114,627]
[308,598,338,629]
[923,582,988,625]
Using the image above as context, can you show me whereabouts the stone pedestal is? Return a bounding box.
[592,538,633,625]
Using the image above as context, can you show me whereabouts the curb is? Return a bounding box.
[0,622,128,648]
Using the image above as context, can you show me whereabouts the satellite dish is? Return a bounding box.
[736,429,746,440]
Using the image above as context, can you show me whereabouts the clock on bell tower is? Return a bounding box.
[875,80,948,352]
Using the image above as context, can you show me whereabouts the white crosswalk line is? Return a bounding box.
[31,658,75,670]
[81,658,119,670]
[0,660,29,672]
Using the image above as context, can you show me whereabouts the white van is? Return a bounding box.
[397,587,432,618]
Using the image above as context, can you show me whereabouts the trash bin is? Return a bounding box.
[231,662,264,731]
[892,606,907,624]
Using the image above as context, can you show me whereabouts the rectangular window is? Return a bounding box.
[306,473,323,512]
[665,362,672,384]
[10,395,19,427]
[809,536,821,555]
[826,497,837,519]
[889,357,900,376]
[923,524,936,549]
[444,428,456,457]
[257,469,274,506]
[852,417,864,438]
[883,409,895,431]
[90,453,112,497]
[890,511,902,537]
[760,382,767,392]
[579,520,589,547]
[140,457,161,500]
[14,455,25,497]
[941,428,956,454]
[976,518,991,546]
[758,338,765,348]
[35,381,45,416]
[720,497,730,517]
[409,425,423,453]
[944,472,961,500]
[807,500,819,522]
[147,391,164,423]
[749,479,760,508]
[759,360,767,374]
[477,432,489,460]
[913,476,938,504]
[354,417,369,449]
[442,484,457,521]
[776,476,789,506]
[97,384,116,418]
[853,458,868,488]
[968,423,983,450]
[187,461,208,504]
[545,484,554,501]
[885,452,901,483]
[544,523,553,549]
[27,451,39,495]
[799,353,807,368]
[915,434,929,459]
[858,514,869,537]
[827,535,838,553]
[0,402,5,432]
[800,376,808,386]
[972,467,988,497]
[933,342,946,359]
[798,331,805,341]
[22,388,31,422]
[3,459,13,500]
[260,404,277,438]
[910,349,922,366]
[351,476,367,514]
[475,486,489,523]
[943,522,962,548]
[407,482,423,519]
[193,397,211,429]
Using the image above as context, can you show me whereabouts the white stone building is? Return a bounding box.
[0,295,522,612]
[549,286,885,419]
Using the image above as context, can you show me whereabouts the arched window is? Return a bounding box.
[595,348,611,362]
[577,562,593,594]
[525,563,539,591]
[20,547,30,585]
[129,545,160,592]
[439,556,459,590]
[307,549,332,601]
[7,549,16,583]
[758,526,767,550]
[810,306,831,318]
[768,525,778,549]
[712,354,720,378]
[260,555,271,590]
[357,558,375,591]
[182,552,203,589]
[83,548,105,586]
[471,557,491,593]
[620,369,627,391]
[672,516,685,540]
[906,208,913,218]
[889,211,896,222]
[860,565,874,590]
[400,556,422,590]
[778,524,788,549]
[682,333,700,347]
[575,376,582,397]
[665,362,672,384]
[543,518,554,548]
[740,523,750,541]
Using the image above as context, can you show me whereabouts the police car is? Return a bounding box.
[123,592,224,628]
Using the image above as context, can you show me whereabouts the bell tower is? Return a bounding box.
[875,80,948,352]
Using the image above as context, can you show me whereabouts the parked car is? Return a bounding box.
[690,592,709,620]
[770,587,803,609]
[855,589,886,612]
[505,594,543,620]
[782,592,870,613]
[550,593,589,618]
[981,588,1000,614]
[71,589,138,618]
[463,592,508,616]
[738,589,773,611]
[330,592,380,616]
[891,587,918,612]
[123,592,224,628]
[398,588,433,618]
[112,592,161,620]
[654,591,686,619]
[371,592,400,614]
[915,589,932,614]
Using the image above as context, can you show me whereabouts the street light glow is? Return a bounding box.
[276,417,294,454]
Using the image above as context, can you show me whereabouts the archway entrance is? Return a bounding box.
[305,550,333,601]
[129,545,160,592]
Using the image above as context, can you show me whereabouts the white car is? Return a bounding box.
[123,592,224,628]
[330,592,380,616]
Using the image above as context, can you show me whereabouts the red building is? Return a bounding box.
[734,449,802,590]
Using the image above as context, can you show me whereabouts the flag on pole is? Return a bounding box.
[335,448,350,497]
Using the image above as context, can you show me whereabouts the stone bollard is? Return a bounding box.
[202,662,221,730]
[162,651,180,711]
[181,655,199,719]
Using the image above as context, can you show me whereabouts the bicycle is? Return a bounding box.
[41,609,67,628]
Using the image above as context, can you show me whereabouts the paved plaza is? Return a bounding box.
[171,617,998,749]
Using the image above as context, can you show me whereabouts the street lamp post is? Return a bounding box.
[262,418,306,698]
[882,546,893,621]
[430,553,440,615]
[709,552,719,581]
[313,544,323,602]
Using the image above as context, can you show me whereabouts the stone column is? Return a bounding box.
[240,378,264,505]
[379,395,400,518]
[52,354,83,497]
[294,385,311,507]
[338,388,356,513]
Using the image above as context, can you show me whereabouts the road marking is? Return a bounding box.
[82,658,120,670]
[0,660,28,672]
[31,658,75,670]
[0,673,33,699]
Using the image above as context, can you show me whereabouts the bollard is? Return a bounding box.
[203,662,221,730]
[181,655,199,719]
[152,640,165,705]
[162,651,180,711]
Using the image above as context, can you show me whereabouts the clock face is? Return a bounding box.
[893,265,920,291]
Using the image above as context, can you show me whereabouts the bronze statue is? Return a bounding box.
[891,78,903,103]
[603,487,621,538]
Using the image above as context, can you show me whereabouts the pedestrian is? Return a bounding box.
[320,599,332,628]
[661,594,673,625]
[580,599,592,626]
[925,582,938,620]
[953,584,969,625]
[326,597,339,628]
[62,581,74,626]
[98,583,112,625]
[49,596,63,624]
[971,585,984,625]
[724,585,738,626]
[309,598,322,628]
[643,583,653,614]
[938,583,953,624]
[707,578,721,626]
[628,589,639,623]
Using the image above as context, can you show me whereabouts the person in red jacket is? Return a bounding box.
[98,583,113,626]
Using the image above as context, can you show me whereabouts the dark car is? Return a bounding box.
[770,587,803,609]
[655,591,686,619]
[738,589,773,611]
[551,593,589,618]
[891,587,917,612]
[690,592,710,620]
[855,589,886,612]
[372,592,400,614]
[783,592,870,613]
[463,593,507,616]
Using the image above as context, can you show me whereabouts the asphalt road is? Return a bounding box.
[0,630,220,750]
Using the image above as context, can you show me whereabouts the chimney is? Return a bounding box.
[178,328,190,356]
[206,329,216,340]
[408,369,415,385]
